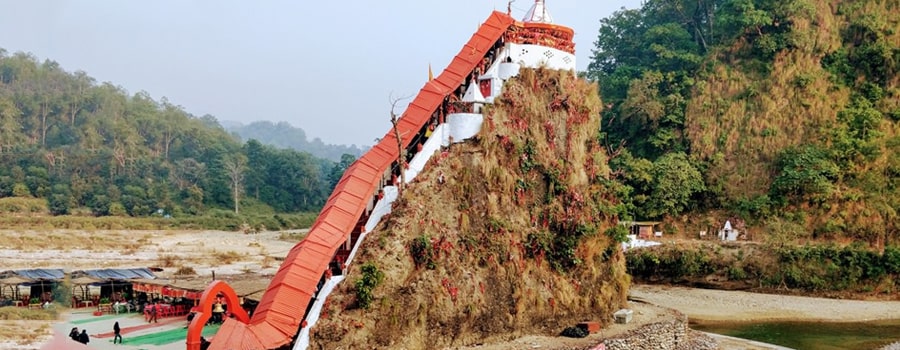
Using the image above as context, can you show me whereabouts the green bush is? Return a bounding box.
[48,194,70,216]
[727,265,747,280]
[90,195,111,216]
[354,262,384,309]
[525,232,552,259]
[884,246,900,274]
[771,244,898,291]
[0,197,47,214]
[605,225,630,244]
[0,176,13,197]
[109,202,127,216]
[409,235,436,269]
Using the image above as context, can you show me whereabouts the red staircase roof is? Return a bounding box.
[208,11,516,350]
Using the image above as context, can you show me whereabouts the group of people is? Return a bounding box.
[69,321,123,345]
[68,327,90,345]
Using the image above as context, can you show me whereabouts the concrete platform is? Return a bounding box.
[46,310,217,350]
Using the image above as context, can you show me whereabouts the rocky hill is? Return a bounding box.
[311,68,630,349]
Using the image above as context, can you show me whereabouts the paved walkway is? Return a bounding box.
[48,309,219,350]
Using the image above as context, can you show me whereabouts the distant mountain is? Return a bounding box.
[226,121,364,162]
[217,119,244,130]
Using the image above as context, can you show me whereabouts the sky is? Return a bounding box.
[0,0,642,147]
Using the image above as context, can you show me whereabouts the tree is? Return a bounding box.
[35,66,59,147]
[242,139,267,199]
[769,146,840,204]
[65,70,93,125]
[48,184,71,215]
[329,153,356,189]
[184,185,204,215]
[0,51,339,218]
[89,194,111,216]
[588,4,703,160]
[158,100,184,161]
[389,94,412,195]
[0,98,24,152]
[646,152,705,218]
[223,155,247,214]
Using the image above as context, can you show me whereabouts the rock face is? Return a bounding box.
[311,69,630,349]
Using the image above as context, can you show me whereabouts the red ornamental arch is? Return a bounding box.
[186,280,249,350]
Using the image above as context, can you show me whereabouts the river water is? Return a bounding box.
[691,319,900,350]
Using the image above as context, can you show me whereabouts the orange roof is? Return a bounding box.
[208,11,516,350]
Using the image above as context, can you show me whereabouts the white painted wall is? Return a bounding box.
[446,113,483,143]
[404,124,448,183]
[507,43,575,71]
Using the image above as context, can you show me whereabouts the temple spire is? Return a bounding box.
[523,0,553,23]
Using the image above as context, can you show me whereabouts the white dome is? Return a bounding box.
[523,0,553,23]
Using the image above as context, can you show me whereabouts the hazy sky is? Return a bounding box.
[0,0,641,147]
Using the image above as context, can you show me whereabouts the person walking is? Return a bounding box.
[150,302,159,323]
[113,321,122,344]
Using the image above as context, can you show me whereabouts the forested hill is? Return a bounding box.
[226,121,364,162]
[0,49,352,219]
[588,0,900,246]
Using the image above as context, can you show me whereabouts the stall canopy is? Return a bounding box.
[73,268,156,280]
[1,269,65,281]
[0,276,30,299]
[132,275,271,301]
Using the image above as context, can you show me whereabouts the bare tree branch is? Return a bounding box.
[389,93,414,195]
[224,155,247,214]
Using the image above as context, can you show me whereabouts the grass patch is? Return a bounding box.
[174,266,197,276]
[158,254,178,268]
[278,230,309,242]
[0,307,59,320]
[0,197,48,214]
[0,211,317,231]
[212,250,244,264]
[0,320,52,345]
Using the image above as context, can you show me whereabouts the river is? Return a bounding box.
[691,319,900,350]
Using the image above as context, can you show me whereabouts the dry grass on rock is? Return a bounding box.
[312,69,630,349]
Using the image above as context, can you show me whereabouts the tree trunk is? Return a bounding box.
[391,114,406,194]
[234,186,240,214]
[40,100,49,147]
[224,157,246,214]
[389,96,411,194]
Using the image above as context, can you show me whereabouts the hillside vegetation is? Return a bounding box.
[588,0,900,246]
[312,69,629,349]
[0,50,352,228]
[627,241,900,298]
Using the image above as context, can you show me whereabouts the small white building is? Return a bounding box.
[718,220,739,241]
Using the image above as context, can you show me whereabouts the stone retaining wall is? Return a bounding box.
[602,311,717,350]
